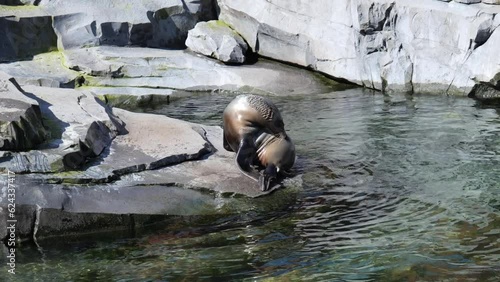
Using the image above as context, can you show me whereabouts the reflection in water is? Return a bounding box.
[3,89,500,281]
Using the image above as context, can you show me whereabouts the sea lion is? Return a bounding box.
[223,94,295,191]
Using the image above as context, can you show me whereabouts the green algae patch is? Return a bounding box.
[99,94,172,110]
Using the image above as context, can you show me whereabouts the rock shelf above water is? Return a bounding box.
[0,47,306,242]
[2,0,500,243]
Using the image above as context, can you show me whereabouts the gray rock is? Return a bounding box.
[468,83,500,100]
[53,13,99,50]
[0,72,47,151]
[0,52,82,88]
[23,107,212,184]
[483,0,500,4]
[65,46,338,96]
[0,14,57,62]
[186,20,248,64]
[117,125,302,198]
[103,108,212,174]
[18,115,302,199]
[454,0,481,3]
[0,0,38,5]
[218,0,500,94]
[0,85,122,172]
[0,159,301,241]
[1,0,217,53]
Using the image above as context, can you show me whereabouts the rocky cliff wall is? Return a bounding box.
[218,0,500,95]
[0,0,217,61]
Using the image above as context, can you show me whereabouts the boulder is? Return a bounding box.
[186,20,248,64]
[99,108,212,175]
[0,72,47,151]
[0,85,122,173]
[218,0,500,95]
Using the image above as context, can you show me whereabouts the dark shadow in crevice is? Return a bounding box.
[9,78,70,149]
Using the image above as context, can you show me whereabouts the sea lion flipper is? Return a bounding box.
[236,139,259,181]
[223,130,234,152]
[259,164,277,191]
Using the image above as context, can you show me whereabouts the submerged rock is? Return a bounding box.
[454,0,481,3]
[186,20,249,64]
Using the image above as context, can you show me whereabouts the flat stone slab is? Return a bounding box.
[0,123,301,241]
[64,46,338,96]
[0,52,81,88]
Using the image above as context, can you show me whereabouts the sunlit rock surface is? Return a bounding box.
[0,0,217,59]
[0,72,46,151]
[64,46,336,96]
[186,20,248,64]
[1,83,122,173]
[218,0,500,95]
[0,52,82,88]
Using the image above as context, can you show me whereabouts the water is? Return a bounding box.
[3,88,500,281]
